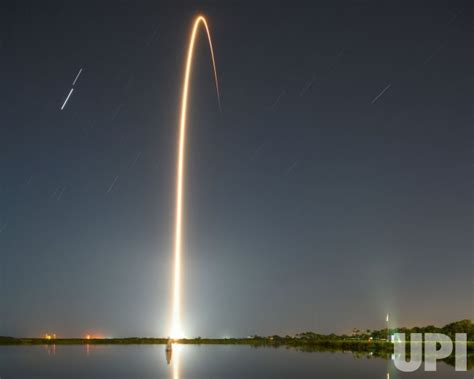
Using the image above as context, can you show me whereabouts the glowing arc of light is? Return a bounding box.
[170,15,220,339]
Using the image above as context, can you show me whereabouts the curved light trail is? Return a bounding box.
[170,15,220,339]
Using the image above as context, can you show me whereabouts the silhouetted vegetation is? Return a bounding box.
[1,319,472,356]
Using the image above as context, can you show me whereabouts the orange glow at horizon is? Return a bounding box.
[84,333,104,340]
[170,15,220,339]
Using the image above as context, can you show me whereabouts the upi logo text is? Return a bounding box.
[393,333,467,372]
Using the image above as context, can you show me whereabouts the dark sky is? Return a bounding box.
[0,1,472,338]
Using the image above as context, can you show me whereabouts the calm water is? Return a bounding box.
[0,345,471,378]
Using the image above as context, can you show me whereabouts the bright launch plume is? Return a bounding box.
[170,15,220,339]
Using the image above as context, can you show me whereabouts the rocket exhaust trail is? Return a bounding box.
[170,15,220,339]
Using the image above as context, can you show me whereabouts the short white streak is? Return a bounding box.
[61,88,74,110]
[106,176,119,194]
[371,84,391,104]
[72,68,83,86]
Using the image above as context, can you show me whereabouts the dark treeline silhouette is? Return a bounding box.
[1,320,472,354]
[296,319,474,341]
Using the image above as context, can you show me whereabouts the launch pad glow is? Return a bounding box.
[170,15,220,339]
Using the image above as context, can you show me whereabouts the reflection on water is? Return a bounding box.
[164,342,180,378]
[0,344,471,378]
[83,343,104,357]
[44,344,56,356]
[172,344,180,379]
[290,344,474,370]
[166,345,172,365]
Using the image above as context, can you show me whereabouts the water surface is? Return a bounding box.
[1,345,471,378]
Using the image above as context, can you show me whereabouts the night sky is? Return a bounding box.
[0,1,472,338]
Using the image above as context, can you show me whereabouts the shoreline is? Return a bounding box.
[1,337,473,353]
